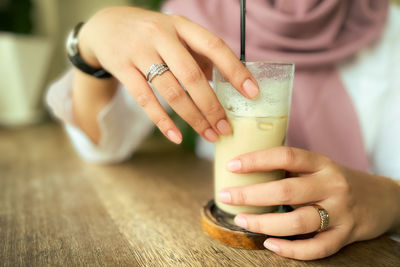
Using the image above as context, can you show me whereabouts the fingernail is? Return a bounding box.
[243,79,259,99]
[217,191,231,203]
[204,128,219,142]
[167,130,182,144]
[227,159,242,172]
[264,239,280,253]
[234,216,248,229]
[216,119,232,135]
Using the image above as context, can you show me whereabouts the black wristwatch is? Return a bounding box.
[66,22,112,79]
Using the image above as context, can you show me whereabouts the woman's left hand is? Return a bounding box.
[217,147,400,260]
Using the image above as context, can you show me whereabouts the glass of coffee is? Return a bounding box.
[214,61,294,219]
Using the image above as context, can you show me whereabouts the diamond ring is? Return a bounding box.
[311,204,329,232]
[145,63,169,82]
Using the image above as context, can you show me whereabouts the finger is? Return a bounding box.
[227,147,330,174]
[263,228,348,260]
[149,64,220,142]
[218,176,328,206]
[188,48,213,80]
[233,206,322,236]
[133,51,220,142]
[115,64,182,144]
[154,35,232,136]
[173,15,259,99]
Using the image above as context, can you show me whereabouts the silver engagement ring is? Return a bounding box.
[146,63,169,82]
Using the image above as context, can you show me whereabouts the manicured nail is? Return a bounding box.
[217,191,231,203]
[227,159,242,172]
[216,119,232,135]
[243,79,259,99]
[264,239,280,253]
[167,130,182,144]
[204,128,219,142]
[234,216,248,229]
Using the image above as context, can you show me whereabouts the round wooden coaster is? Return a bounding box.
[201,200,267,250]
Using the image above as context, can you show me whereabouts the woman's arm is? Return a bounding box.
[47,68,156,163]
[71,69,118,144]
[71,6,258,145]
[48,5,260,162]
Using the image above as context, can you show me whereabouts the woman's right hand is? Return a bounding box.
[77,6,259,144]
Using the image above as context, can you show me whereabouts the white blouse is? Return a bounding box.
[46,4,400,180]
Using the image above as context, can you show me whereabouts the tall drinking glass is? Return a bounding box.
[214,61,294,217]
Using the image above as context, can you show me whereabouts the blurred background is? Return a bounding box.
[0,0,164,127]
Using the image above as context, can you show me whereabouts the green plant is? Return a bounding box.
[0,0,33,34]
[130,0,165,10]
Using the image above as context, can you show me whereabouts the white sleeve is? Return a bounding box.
[371,63,400,180]
[46,69,155,163]
[339,5,400,181]
[372,89,400,180]
[370,5,400,181]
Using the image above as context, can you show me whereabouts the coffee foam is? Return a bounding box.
[215,79,291,117]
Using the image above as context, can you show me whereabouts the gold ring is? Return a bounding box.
[311,204,329,232]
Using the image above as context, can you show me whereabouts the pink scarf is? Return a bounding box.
[163,0,388,172]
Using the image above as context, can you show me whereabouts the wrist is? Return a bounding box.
[72,69,118,143]
[78,23,102,69]
[66,22,111,79]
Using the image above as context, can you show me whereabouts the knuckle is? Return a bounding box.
[248,217,262,233]
[204,103,224,118]
[332,171,351,195]
[171,14,188,22]
[135,92,151,108]
[314,246,330,260]
[143,20,164,35]
[320,155,333,167]
[155,117,170,130]
[164,85,185,103]
[276,183,292,203]
[241,156,255,172]
[233,189,248,205]
[291,213,306,233]
[337,177,351,195]
[192,118,209,132]
[282,147,296,166]
[230,64,247,84]
[181,67,203,84]
[206,36,226,51]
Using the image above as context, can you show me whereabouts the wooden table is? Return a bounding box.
[1,123,399,266]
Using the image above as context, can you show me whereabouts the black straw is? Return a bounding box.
[240,0,246,62]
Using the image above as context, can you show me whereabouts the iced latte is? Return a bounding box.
[214,62,294,216]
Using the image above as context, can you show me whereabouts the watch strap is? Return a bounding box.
[67,22,112,79]
[69,52,112,78]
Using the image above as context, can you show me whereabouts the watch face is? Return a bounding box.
[66,29,79,56]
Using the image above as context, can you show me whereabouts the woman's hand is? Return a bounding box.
[217,147,400,260]
[77,6,259,144]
